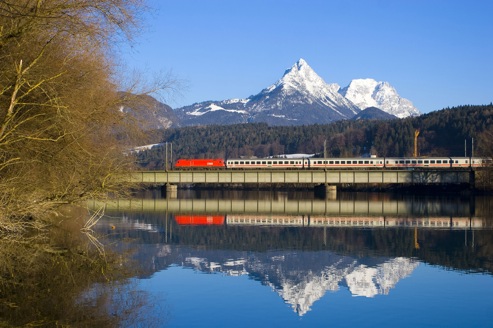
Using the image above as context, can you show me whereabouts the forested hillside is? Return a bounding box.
[134,104,493,169]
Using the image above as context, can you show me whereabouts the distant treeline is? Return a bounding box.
[135,104,493,169]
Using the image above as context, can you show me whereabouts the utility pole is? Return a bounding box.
[170,142,173,169]
[165,142,168,171]
[324,139,327,158]
[413,129,420,158]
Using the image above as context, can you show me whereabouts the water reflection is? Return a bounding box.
[0,206,164,327]
[93,191,493,321]
[175,247,418,315]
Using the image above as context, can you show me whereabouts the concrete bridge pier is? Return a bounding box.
[315,184,337,199]
[163,184,178,198]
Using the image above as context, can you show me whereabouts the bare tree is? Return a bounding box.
[0,0,164,229]
[476,126,493,189]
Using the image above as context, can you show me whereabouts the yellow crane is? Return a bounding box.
[413,129,420,158]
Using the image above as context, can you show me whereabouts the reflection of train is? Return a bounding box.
[174,215,225,225]
[174,214,487,229]
[175,157,490,169]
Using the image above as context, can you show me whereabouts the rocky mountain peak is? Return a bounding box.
[267,58,341,98]
[340,78,420,118]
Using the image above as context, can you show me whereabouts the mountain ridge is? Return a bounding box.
[174,58,420,126]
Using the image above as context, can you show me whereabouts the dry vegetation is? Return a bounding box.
[0,0,165,231]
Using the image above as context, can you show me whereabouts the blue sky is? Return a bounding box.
[119,0,493,114]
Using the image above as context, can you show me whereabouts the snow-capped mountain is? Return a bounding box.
[174,59,420,126]
[340,78,420,118]
[245,58,360,124]
[175,58,361,126]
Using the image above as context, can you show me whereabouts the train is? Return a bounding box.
[174,156,490,170]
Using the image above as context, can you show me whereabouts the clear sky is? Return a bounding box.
[119,0,493,114]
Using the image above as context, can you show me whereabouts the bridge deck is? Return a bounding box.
[128,169,474,186]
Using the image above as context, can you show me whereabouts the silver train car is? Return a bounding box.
[225,157,489,169]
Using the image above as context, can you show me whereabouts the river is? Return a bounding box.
[88,189,493,327]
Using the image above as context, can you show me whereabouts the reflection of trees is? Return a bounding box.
[164,222,493,274]
[0,208,167,327]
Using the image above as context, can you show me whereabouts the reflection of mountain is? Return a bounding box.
[118,242,418,316]
[183,251,418,316]
[346,258,418,297]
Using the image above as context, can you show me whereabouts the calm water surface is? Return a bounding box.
[94,190,493,327]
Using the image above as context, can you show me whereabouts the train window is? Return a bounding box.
[358,161,363,164]
[430,160,435,164]
[329,161,334,164]
[364,161,369,164]
[284,161,289,164]
[245,161,250,164]
[256,161,260,164]
[454,160,458,163]
[273,161,278,164]
[240,161,244,164]
[424,160,429,164]
[290,161,294,164]
[465,160,469,164]
[405,160,410,164]
[353,161,357,164]
[234,161,239,165]
[399,160,404,164]
[262,161,266,164]
[335,161,340,164]
[437,160,442,164]
[267,161,272,165]
[412,160,417,164]
[418,160,423,164]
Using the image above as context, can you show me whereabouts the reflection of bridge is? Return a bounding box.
[90,196,475,218]
[127,169,475,192]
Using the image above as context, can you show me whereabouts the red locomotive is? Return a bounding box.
[174,158,225,168]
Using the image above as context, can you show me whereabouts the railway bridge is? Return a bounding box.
[126,168,475,195]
